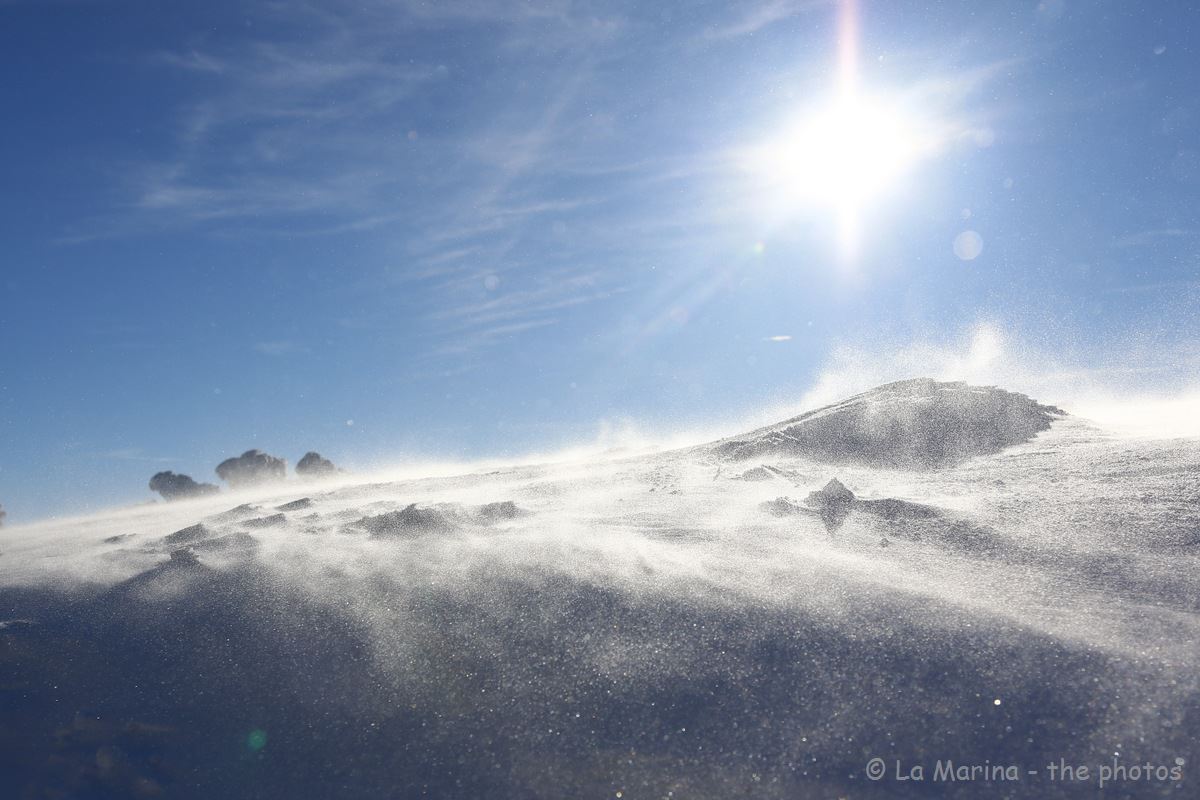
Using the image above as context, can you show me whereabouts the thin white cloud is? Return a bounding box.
[433,318,563,356]
[423,270,630,356]
[254,340,303,356]
[61,2,636,251]
[153,49,227,74]
[702,0,828,41]
[1112,228,1196,248]
[1102,280,1200,295]
[93,448,176,463]
[52,0,1023,365]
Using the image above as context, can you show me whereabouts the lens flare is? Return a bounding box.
[745,0,940,261]
[753,96,929,257]
[247,729,268,751]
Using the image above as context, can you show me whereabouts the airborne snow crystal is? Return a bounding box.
[0,380,1195,799]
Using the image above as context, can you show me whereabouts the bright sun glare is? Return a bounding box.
[748,0,940,261]
[754,93,928,257]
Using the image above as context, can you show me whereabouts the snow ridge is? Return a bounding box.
[713,378,1065,468]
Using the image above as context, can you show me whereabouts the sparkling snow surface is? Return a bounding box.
[2,384,1197,798]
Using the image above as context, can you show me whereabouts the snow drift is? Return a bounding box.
[713,377,1065,468]
[0,380,1195,799]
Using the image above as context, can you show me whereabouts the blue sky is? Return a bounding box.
[2,0,1199,521]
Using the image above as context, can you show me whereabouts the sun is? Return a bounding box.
[748,91,933,259]
[741,0,945,260]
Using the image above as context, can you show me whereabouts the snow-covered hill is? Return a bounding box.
[1,381,1196,798]
[711,377,1066,467]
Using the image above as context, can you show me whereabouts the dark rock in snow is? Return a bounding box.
[478,501,523,521]
[759,497,807,516]
[207,503,261,523]
[242,513,286,529]
[735,466,776,481]
[160,523,212,547]
[358,504,455,537]
[296,451,338,477]
[806,479,855,532]
[168,548,200,566]
[148,471,219,501]
[806,478,855,507]
[276,498,314,512]
[191,532,259,554]
[215,450,287,487]
[854,497,940,521]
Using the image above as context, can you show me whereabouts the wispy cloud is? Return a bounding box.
[433,318,564,357]
[702,0,828,41]
[428,270,630,357]
[54,0,1019,364]
[1102,280,1200,295]
[53,5,653,363]
[61,0,717,246]
[254,340,305,356]
[1112,228,1196,248]
[93,448,175,464]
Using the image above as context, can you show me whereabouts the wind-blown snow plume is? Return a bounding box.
[789,322,1200,438]
[713,378,1064,467]
[0,379,1196,798]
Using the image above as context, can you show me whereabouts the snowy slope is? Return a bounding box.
[0,381,1196,798]
[712,377,1066,468]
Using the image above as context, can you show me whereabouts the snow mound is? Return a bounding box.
[1,403,1197,800]
[355,504,456,538]
[159,523,211,547]
[275,497,313,512]
[477,500,525,521]
[734,466,776,481]
[713,378,1065,468]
